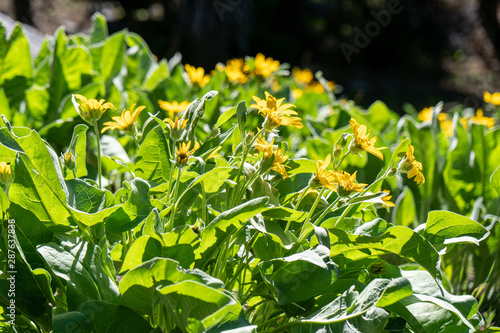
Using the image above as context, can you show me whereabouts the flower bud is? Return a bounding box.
[0,162,12,185]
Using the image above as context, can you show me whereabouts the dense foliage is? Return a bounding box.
[0,13,499,332]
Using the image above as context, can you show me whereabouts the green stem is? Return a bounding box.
[93,121,103,189]
[297,187,326,240]
[294,184,310,210]
[167,168,183,232]
[231,128,265,207]
[166,139,177,201]
[313,196,341,227]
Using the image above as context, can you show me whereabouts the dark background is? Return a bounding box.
[4,0,500,112]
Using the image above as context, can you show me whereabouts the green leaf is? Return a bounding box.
[68,124,88,177]
[142,59,170,91]
[52,312,91,333]
[318,224,441,280]
[66,178,114,213]
[90,12,108,44]
[119,258,230,318]
[157,280,240,333]
[135,125,170,187]
[38,240,120,311]
[289,278,397,332]
[98,31,125,80]
[55,301,154,333]
[194,197,270,267]
[0,24,32,98]
[423,210,489,249]
[286,158,316,176]
[393,186,416,227]
[260,246,339,304]
[236,101,246,139]
[491,164,500,195]
[388,270,481,332]
[105,178,152,233]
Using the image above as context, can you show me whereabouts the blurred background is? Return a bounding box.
[1,0,499,112]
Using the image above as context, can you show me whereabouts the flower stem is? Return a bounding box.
[167,168,183,232]
[297,187,326,240]
[93,121,103,189]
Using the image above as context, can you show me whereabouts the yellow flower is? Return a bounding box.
[310,154,336,190]
[291,88,303,99]
[381,190,395,208]
[253,137,289,178]
[176,141,199,166]
[101,104,145,134]
[0,162,11,185]
[484,91,500,106]
[251,91,303,131]
[400,145,425,186]
[61,152,76,170]
[158,100,190,118]
[330,170,367,197]
[440,120,454,137]
[224,58,248,84]
[247,53,280,78]
[270,147,289,178]
[470,108,495,129]
[254,136,275,158]
[164,116,188,131]
[460,117,469,129]
[417,107,432,122]
[292,67,314,85]
[349,118,385,160]
[72,94,115,124]
[185,64,210,87]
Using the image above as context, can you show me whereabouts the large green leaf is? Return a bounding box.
[157,280,240,333]
[105,178,152,233]
[0,24,32,98]
[194,197,270,267]
[423,210,489,250]
[37,240,120,310]
[135,125,170,187]
[388,270,481,332]
[260,245,339,304]
[288,278,407,332]
[53,301,154,333]
[316,221,441,280]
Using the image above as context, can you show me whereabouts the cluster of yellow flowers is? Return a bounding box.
[418,92,496,137]
[291,67,335,98]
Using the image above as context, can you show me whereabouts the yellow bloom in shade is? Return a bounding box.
[249,53,280,78]
[418,107,432,122]
[61,152,76,170]
[293,67,314,85]
[0,162,11,185]
[349,118,385,160]
[251,91,303,131]
[72,94,115,124]
[185,64,210,87]
[484,91,500,106]
[176,141,199,166]
[330,170,367,197]
[101,104,145,134]
[470,108,495,129]
[400,145,425,186]
[158,100,190,118]
[310,154,336,190]
[381,190,395,208]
